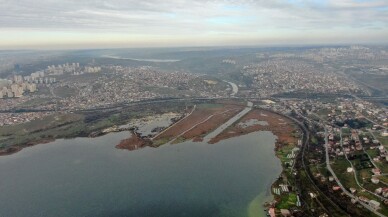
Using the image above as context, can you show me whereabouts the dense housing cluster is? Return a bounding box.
[243,59,365,97]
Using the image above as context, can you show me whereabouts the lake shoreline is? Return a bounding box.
[0,129,282,217]
[0,104,296,217]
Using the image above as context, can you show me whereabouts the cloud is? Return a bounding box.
[0,0,386,30]
[0,0,387,48]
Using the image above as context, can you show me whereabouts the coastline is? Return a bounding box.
[248,192,275,217]
[0,104,299,217]
[202,107,299,216]
[263,113,301,217]
[0,121,284,217]
[247,136,296,217]
[0,138,55,156]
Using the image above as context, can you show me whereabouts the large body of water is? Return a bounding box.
[0,131,281,217]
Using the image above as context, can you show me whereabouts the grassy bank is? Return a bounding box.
[0,101,190,154]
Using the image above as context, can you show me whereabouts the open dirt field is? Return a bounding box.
[116,103,298,149]
[153,104,244,144]
[179,108,241,142]
[209,109,298,145]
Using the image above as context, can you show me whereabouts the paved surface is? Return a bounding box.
[203,101,252,142]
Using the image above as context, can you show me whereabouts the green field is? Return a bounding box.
[331,158,359,189]
[0,101,190,151]
[275,193,297,209]
[377,135,388,147]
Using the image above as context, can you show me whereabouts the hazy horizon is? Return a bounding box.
[1,0,388,49]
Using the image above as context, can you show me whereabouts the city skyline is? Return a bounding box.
[1,0,388,49]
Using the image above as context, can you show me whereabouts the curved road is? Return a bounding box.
[325,127,386,217]
[223,80,239,97]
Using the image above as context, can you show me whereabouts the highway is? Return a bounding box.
[2,92,387,216]
[0,97,220,113]
[0,96,254,114]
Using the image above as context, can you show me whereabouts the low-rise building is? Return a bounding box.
[372,168,381,175]
[371,177,380,184]
[369,200,381,210]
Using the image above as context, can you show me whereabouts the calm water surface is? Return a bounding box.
[0,131,281,217]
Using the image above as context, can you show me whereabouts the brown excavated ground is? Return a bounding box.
[180,108,242,142]
[209,109,298,145]
[115,105,297,150]
[115,131,151,151]
[153,104,243,143]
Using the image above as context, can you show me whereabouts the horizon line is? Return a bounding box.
[1,42,388,52]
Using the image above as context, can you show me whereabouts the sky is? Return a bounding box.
[0,0,387,49]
